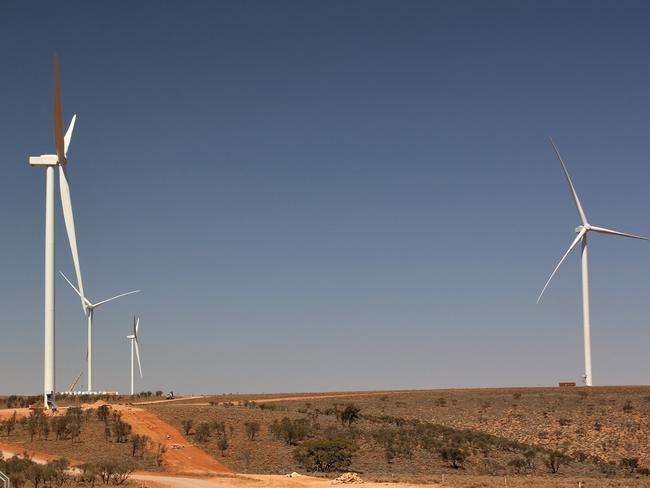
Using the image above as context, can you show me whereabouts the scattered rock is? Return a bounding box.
[332,472,364,484]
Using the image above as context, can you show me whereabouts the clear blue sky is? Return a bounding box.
[2,1,650,394]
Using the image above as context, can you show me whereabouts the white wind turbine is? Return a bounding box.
[29,53,86,409]
[60,271,140,392]
[127,316,143,395]
[537,138,650,386]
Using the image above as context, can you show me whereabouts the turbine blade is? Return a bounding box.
[93,290,140,309]
[590,225,650,241]
[59,271,92,308]
[64,114,77,156]
[537,228,586,303]
[133,316,137,336]
[136,317,140,336]
[53,52,66,165]
[59,165,85,313]
[134,339,143,378]
[549,138,588,225]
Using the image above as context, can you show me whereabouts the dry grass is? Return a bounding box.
[142,386,650,483]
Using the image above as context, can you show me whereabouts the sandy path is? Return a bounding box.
[247,391,409,404]
[135,473,438,488]
[0,442,83,467]
[134,474,236,488]
[0,408,30,420]
[133,396,206,406]
[111,404,231,475]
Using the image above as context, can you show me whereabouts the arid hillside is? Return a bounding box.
[143,386,650,483]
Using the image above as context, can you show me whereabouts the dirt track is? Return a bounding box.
[111,404,231,475]
[134,473,438,488]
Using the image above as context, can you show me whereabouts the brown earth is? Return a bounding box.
[110,404,232,475]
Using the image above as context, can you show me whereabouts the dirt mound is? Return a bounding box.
[332,473,364,484]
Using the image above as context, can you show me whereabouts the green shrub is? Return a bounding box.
[195,422,211,442]
[269,417,311,445]
[339,404,361,427]
[440,446,467,469]
[293,438,357,472]
[245,421,260,441]
[181,419,193,435]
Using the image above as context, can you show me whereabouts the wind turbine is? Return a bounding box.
[537,138,650,386]
[29,53,85,409]
[60,271,140,392]
[127,316,143,395]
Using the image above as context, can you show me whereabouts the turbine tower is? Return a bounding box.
[127,316,143,395]
[29,53,85,409]
[537,138,650,386]
[60,271,140,392]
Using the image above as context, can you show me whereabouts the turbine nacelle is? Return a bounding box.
[29,155,58,167]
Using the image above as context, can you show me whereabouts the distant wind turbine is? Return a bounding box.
[537,138,650,386]
[60,271,140,392]
[127,316,143,395]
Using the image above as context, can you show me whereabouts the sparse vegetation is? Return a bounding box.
[293,438,357,472]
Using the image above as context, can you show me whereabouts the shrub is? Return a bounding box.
[440,447,467,469]
[210,421,226,435]
[131,434,149,457]
[293,438,357,472]
[97,405,111,423]
[507,458,528,474]
[545,451,569,474]
[245,421,260,441]
[181,419,193,435]
[195,423,211,443]
[217,436,229,456]
[339,404,361,428]
[269,417,311,445]
[620,457,639,472]
[154,443,167,468]
[3,411,17,437]
[112,419,131,443]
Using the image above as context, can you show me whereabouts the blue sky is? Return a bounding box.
[2,1,650,394]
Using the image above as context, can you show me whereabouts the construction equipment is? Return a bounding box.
[67,370,84,393]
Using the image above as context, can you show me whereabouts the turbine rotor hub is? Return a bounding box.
[576,224,590,233]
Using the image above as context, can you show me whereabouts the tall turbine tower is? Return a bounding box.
[29,53,85,409]
[60,272,140,392]
[537,138,650,386]
[127,316,143,395]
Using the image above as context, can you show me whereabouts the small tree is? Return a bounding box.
[620,457,639,473]
[339,404,361,428]
[195,423,211,442]
[97,405,111,423]
[131,434,149,457]
[155,443,167,467]
[217,435,229,456]
[245,421,260,441]
[25,464,44,488]
[113,419,131,443]
[294,438,357,472]
[4,412,17,437]
[440,447,467,469]
[269,417,310,445]
[545,451,569,474]
[181,419,193,435]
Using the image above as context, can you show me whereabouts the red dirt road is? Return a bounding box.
[111,404,231,475]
